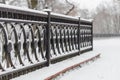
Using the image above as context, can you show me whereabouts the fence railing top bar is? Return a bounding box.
[80,24,92,27]
[0,3,47,16]
[81,18,93,22]
[51,22,78,26]
[51,12,79,21]
[0,18,47,24]
[80,18,93,25]
[0,4,93,24]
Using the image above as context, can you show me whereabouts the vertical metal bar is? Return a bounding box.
[55,27,61,54]
[91,21,93,50]
[74,28,77,49]
[67,27,71,51]
[50,28,57,55]
[83,28,85,47]
[60,27,64,52]
[64,27,68,51]
[85,26,87,47]
[78,17,80,54]
[37,26,45,59]
[45,11,51,66]
[71,27,74,50]
[21,25,33,64]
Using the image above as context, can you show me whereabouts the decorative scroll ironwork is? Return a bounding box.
[0,6,93,73]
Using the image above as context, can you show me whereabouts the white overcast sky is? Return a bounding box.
[70,0,113,10]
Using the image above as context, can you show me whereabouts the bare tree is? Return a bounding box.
[65,0,75,15]
[26,0,76,16]
[93,1,120,34]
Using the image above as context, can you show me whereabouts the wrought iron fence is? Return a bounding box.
[0,4,93,78]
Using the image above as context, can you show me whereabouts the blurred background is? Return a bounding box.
[0,0,120,35]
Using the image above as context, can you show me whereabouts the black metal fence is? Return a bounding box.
[0,5,93,79]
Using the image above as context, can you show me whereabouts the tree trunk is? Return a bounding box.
[27,0,38,9]
[1,0,5,4]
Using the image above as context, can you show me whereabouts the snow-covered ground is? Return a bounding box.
[11,38,120,80]
[59,37,120,80]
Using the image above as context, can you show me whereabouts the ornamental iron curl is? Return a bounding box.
[0,5,93,79]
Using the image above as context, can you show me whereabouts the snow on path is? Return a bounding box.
[11,52,98,80]
[11,38,120,80]
[59,38,120,80]
[11,46,99,79]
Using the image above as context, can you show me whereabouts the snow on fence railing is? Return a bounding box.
[0,5,93,79]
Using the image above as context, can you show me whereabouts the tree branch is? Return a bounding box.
[65,0,75,15]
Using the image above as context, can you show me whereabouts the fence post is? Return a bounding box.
[45,9,51,66]
[78,17,80,54]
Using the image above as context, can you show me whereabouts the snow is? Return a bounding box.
[59,38,120,80]
[51,12,78,21]
[11,47,98,80]
[11,37,120,80]
[51,12,93,22]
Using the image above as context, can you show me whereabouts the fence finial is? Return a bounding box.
[43,4,51,12]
